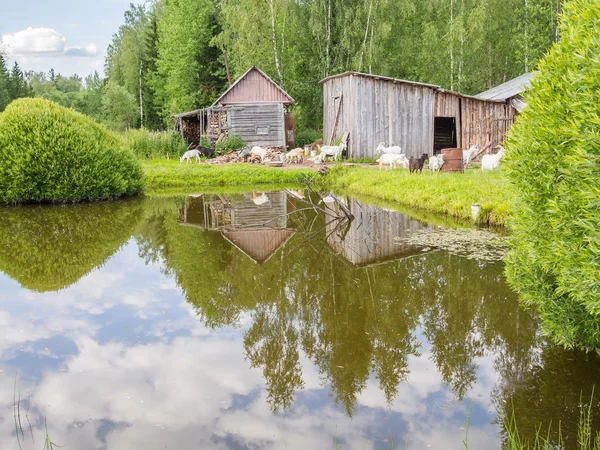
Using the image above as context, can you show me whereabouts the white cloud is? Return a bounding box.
[1,27,97,58]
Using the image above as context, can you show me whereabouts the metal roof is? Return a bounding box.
[476,72,535,101]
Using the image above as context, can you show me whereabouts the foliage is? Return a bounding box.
[504,0,600,351]
[102,80,138,130]
[0,51,9,111]
[121,128,187,159]
[215,134,246,152]
[327,166,513,226]
[141,159,313,189]
[294,128,321,149]
[0,199,143,292]
[0,57,31,112]
[0,98,144,203]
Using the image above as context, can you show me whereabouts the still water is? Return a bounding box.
[0,191,598,450]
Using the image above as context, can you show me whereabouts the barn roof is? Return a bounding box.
[213,66,294,106]
[320,71,506,102]
[476,72,535,101]
[320,71,440,89]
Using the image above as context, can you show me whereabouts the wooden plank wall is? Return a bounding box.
[323,75,435,159]
[229,103,285,147]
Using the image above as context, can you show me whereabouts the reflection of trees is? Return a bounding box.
[0,199,143,292]
[494,344,600,449]
[135,196,542,418]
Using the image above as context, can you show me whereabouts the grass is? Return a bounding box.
[141,160,316,189]
[325,165,515,226]
[139,159,514,226]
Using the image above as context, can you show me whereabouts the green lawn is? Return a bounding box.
[141,160,514,226]
[326,166,514,226]
[141,160,316,189]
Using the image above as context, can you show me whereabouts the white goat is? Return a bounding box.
[285,148,304,164]
[376,153,408,169]
[250,146,268,162]
[428,154,444,172]
[393,156,410,169]
[319,141,346,161]
[376,142,403,155]
[462,145,480,169]
[481,146,505,170]
[180,149,201,164]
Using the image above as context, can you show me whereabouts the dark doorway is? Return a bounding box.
[434,117,457,155]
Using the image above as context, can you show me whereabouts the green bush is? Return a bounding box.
[295,128,321,149]
[121,128,188,160]
[0,98,144,203]
[215,134,246,153]
[504,0,600,350]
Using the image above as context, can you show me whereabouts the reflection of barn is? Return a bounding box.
[174,67,295,148]
[326,199,434,266]
[179,192,294,264]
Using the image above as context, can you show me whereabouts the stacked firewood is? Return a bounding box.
[207,147,287,165]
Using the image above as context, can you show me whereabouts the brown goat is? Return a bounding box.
[409,153,428,174]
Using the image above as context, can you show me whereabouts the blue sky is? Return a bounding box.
[0,0,141,77]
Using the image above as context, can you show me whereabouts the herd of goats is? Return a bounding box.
[179,139,506,171]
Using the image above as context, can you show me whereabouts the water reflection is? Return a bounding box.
[0,192,598,449]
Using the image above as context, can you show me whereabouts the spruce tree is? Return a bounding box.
[0,52,10,111]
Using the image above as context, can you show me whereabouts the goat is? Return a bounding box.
[376,153,408,169]
[393,156,410,169]
[428,154,444,172]
[319,141,346,161]
[180,149,201,164]
[376,142,403,155]
[462,145,480,169]
[250,146,268,163]
[285,148,304,164]
[481,146,505,170]
[409,153,428,174]
[238,147,251,161]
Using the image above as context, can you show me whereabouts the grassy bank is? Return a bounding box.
[326,166,514,226]
[141,160,315,189]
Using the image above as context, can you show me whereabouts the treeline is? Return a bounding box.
[2,0,562,131]
[0,56,32,112]
[105,0,562,130]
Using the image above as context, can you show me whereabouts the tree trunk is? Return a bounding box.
[450,0,455,91]
[139,63,143,128]
[267,0,284,87]
[358,0,374,72]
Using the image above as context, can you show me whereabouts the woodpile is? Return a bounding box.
[207,147,287,165]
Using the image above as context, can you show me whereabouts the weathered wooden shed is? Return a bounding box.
[321,72,521,159]
[174,66,295,148]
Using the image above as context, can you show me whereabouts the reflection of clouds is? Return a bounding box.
[0,238,505,449]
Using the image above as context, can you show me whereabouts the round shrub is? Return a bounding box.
[0,98,144,203]
[505,0,600,350]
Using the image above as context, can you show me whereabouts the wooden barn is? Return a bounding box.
[174,67,295,148]
[321,72,529,159]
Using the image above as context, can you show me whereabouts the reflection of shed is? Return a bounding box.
[321,72,531,159]
[326,198,433,266]
[174,67,295,148]
[179,192,294,264]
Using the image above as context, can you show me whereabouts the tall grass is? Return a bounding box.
[121,128,188,160]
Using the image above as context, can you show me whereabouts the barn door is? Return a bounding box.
[284,112,296,148]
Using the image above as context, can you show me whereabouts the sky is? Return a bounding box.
[0,0,141,77]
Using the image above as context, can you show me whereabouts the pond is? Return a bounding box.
[0,191,598,450]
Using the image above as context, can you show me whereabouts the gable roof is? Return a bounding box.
[221,229,294,264]
[213,66,294,106]
[476,72,535,101]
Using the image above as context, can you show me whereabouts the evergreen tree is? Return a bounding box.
[0,52,10,111]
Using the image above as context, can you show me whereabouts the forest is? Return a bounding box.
[0,0,562,131]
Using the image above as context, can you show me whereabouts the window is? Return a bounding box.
[256,126,270,135]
